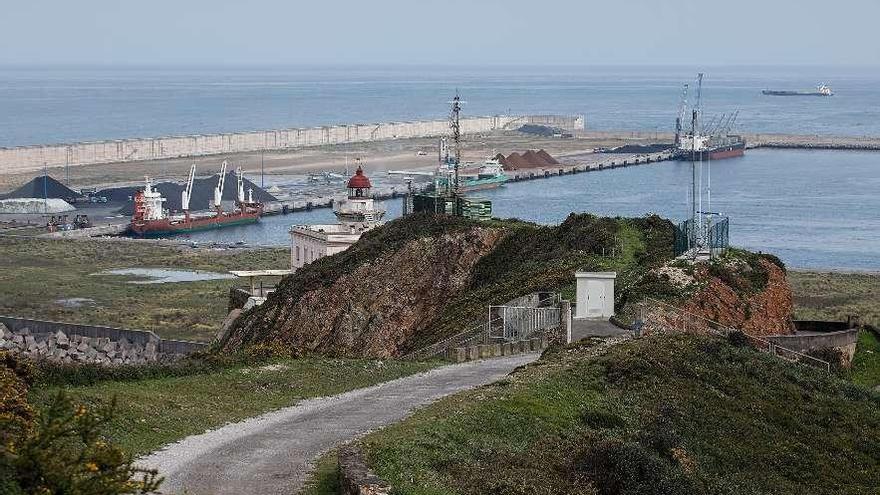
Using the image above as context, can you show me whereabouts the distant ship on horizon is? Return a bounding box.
[762,84,834,97]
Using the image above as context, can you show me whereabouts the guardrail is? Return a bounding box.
[488,305,562,342]
[642,298,830,372]
[400,318,500,361]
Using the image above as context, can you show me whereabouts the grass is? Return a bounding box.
[851,329,880,388]
[787,270,880,325]
[360,335,880,495]
[788,270,880,389]
[301,450,341,495]
[0,237,288,341]
[28,357,437,456]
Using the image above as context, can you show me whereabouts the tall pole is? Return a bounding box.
[260,148,265,188]
[43,162,48,214]
[451,93,462,196]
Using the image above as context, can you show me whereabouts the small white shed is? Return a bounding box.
[575,271,616,319]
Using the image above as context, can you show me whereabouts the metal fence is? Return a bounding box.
[641,297,830,372]
[488,305,562,342]
[674,216,730,257]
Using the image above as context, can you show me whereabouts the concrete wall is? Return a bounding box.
[1,114,583,174]
[0,315,207,355]
[764,329,859,353]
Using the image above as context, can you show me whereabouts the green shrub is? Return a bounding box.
[575,439,699,495]
[1,352,162,494]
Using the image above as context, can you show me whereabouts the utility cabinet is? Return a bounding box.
[575,272,616,319]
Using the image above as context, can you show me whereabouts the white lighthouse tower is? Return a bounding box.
[333,166,386,227]
[289,164,386,271]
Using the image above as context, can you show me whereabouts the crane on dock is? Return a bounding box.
[213,160,228,210]
[181,163,196,212]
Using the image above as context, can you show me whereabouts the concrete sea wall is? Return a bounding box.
[0,114,584,174]
[0,315,207,364]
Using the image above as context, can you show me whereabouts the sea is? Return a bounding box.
[1,65,878,271]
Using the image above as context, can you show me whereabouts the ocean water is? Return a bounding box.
[183,149,880,271]
[1,65,880,147]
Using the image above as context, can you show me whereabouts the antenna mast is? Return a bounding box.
[450,92,463,195]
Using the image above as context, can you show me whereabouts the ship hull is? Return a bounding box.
[437,175,507,192]
[674,142,745,161]
[762,90,831,96]
[130,212,260,238]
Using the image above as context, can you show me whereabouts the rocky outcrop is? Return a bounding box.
[641,254,795,337]
[683,259,795,336]
[224,227,505,357]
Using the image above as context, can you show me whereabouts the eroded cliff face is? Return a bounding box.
[224,227,505,357]
[683,259,794,336]
[641,253,795,336]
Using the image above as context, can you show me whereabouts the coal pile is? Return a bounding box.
[2,175,82,201]
[497,149,562,170]
[102,173,277,215]
[517,124,571,138]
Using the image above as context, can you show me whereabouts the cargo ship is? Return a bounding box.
[674,134,745,161]
[673,73,745,161]
[129,163,262,238]
[762,84,833,97]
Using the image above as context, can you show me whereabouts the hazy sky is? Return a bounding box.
[0,0,877,66]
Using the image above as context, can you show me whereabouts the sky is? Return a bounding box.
[0,0,877,66]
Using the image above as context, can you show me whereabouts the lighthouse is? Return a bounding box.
[289,164,386,271]
[333,166,386,226]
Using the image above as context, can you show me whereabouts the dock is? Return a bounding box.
[260,151,674,216]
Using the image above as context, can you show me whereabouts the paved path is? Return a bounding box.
[571,318,631,341]
[138,353,538,495]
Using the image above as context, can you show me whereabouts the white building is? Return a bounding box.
[290,166,385,270]
[574,271,616,319]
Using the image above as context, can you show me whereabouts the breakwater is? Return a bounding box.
[0,115,584,174]
[580,130,880,151]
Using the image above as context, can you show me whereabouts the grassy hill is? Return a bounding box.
[360,335,880,495]
[224,213,675,356]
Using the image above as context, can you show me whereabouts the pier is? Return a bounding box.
[261,150,674,216]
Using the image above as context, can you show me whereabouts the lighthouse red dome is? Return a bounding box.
[347,166,372,189]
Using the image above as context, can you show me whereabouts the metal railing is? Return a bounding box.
[488,305,562,342]
[642,297,830,372]
[400,318,500,361]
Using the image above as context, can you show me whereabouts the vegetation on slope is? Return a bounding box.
[0,237,288,341]
[361,335,880,495]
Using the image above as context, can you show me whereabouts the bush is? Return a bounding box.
[576,439,699,495]
[1,351,162,494]
[1,393,162,494]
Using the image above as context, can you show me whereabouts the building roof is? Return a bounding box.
[229,269,293,278]
[347,166,372,189]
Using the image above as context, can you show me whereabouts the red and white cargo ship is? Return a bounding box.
[130,162,262,238]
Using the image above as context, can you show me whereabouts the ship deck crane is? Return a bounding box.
[236,167,245,204]
[674,83,689,146]
[214,160,228,210]
[181,163,196,212]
